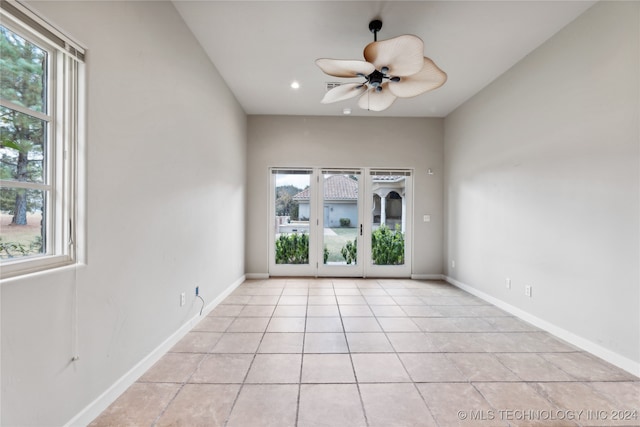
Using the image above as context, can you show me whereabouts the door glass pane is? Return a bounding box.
[322,172,359,265]
[370,173,407,265]
[273,170,310,264]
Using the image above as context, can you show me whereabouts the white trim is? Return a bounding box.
[317,170,364,278]
[0,98,51,122]
[268,168,317,277]
[1,0,86,58]
[411,274,445,280]
[0,14,82,280]
[269,166,414,278]
[363,168,413,278]
[444,275,640,378]
[0,261,79,285]
[0,180,51,191]
[64,275,246,427]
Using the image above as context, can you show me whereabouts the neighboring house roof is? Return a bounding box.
[293,175,358,201]
[373,175,406,182]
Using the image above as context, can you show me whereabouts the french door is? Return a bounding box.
[317,169,363,277]
[270,168,412,277]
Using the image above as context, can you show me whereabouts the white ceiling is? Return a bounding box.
[173,1,595,118]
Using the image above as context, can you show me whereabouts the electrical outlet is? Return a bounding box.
[451,260,456,268]
[506,278,511,289]
[525,285,532,297]
[180,292,186,306]
[195,286,199,296]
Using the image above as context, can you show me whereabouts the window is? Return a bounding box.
[0,1,84,278]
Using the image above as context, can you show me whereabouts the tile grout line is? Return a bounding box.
[293,278,310,427]
[336,279,372,427]
[222,278,281,427]
[376,282,442,427]
[149,319,231,426]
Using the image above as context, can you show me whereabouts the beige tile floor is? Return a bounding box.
[90,279,639,427]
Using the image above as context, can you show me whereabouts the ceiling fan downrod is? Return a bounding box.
[369,19,382,41]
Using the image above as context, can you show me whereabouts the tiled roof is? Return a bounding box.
[293,175,358,200]
[373,175,405,182]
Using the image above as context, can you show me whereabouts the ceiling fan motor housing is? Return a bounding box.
[368,69,384,87]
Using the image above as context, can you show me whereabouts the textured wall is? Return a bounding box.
[444,2,639,371]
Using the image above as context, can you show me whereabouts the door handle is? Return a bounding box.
[360,224,363,236]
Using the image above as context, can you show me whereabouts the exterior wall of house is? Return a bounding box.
[292,201,358,229]
[298,202,310,221]
[247,116,444,277]
[324,202,358,228]
[2,2,247,425]
[444,1,639,373]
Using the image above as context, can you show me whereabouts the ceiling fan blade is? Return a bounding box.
[357,83,397,111]
[321,82,368,104]
[315,58,375,78]
[388,57,447,98]
[363,35,424,77]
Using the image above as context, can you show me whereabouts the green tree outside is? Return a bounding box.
[0,25,47,225]
[275,185,301,220]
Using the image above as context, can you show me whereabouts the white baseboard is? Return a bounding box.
[245,273,270,280]
[411,274,446,281]
[444,275,640,378]
[248,273,443,281]
[65,274,246,427]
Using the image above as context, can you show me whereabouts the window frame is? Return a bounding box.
[0,1,84,279]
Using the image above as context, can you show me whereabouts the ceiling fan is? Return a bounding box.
[316,20,447,112]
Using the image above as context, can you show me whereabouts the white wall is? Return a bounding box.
[326,202,358,228]
[246,116,444,277]
[444,1,639,373]
[1,2,247,425]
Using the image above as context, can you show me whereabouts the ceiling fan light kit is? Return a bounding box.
[316,20,447,112]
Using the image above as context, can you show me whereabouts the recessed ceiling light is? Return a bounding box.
[343,108,352,115]
[290,81,300,89]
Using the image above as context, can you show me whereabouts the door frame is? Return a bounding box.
[268,167,413,278]
[268,168,317,277]
[316,169,364,277]
[361,169,413,278]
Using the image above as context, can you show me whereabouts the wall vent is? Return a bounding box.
[325,82,342,91]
